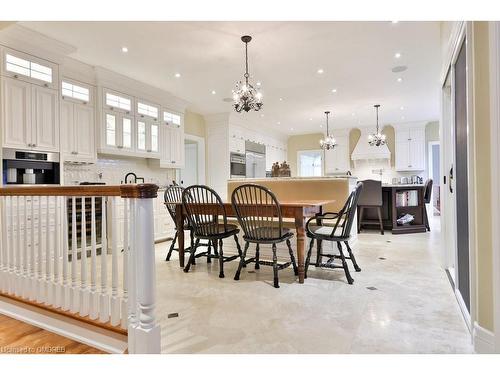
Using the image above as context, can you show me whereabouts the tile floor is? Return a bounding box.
[154,217,473,354]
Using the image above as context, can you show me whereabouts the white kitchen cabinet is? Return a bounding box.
[158,125,184,168]
[324,135,350,174]
[32,85,59,152]
[101,110,135,153]
[229,127,245,154]
[1,76,59,152]
[1,77,31,149]
[61,98,96,163]
[395,125,426,171]
[136,118,160,157]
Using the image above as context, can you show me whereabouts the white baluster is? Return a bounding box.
[121,198,129,329]
[8,196,14,295]
[29,196,36,301]
[80,197,89,316]
[110,197,120,326]
[14,195,21,297]
[0,196,7,293]
[89,196,98,320]
[22,196,28,299]
[129,196,161,353]
[99,197,110,323]
[61,198,70,311]
[37,196,43,302]
[45,196,52,305]
[70,196,79,313]
[53,196,61,308]
[127,199,138,353]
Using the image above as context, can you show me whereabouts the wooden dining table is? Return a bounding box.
[173,199,335,284]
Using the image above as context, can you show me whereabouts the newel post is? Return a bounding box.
[121,184,161,354]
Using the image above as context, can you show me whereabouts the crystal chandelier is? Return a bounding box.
[232,35,263,113]
[319,111,337,150]
[368,104,386,146]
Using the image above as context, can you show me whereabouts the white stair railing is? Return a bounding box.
[0,184,160,354]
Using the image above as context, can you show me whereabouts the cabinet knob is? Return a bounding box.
[44,83,49,88]
[13,74,18,79]
[172,161,176,164]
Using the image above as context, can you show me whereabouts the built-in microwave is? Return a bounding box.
[230,152,246,178]
[2,148,60,185]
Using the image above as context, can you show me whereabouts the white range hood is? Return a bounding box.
[351,127,391,163]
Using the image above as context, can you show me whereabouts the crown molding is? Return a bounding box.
[0,24,76,64]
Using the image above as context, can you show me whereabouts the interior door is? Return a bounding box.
[454,39,470,312]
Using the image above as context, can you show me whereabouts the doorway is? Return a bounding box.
[179,134,205,187]
[441,24,473,328]
[428,141,441,216]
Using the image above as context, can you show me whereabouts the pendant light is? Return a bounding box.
[368,104,386,146]
[319,111,337,150]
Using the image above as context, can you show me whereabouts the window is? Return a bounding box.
[138,102,158,119]
[5,53,52,83]
[151,124,159,152]
[137,121,146,150]
[298,150,322,177]
[106,114,116,146]
[62,81,90,102]
[163,111,181,125]
[106,92,131,111]
[123,118,132,149]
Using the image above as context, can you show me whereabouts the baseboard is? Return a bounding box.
[473,322,496,353]
[0,296,128,354]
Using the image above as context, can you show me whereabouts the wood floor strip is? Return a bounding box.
[0,314,105,354]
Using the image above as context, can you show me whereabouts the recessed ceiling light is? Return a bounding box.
[256,82,261,86]
[309,118,313,121]
[211,90,216,95]
[174,73,181,78]
[320,125,323,128]
[331,89,337,93]
[279,98,283,101]
[121,47,128,53]
[317,68,324,74]
[400,106,405,110]
[291,128,294,131]
[395,52,401,59]
[277,121,281,125]
[351,113,356,116]
[260,114,264,117]
[392,21,399,24]
[397,77,403,82]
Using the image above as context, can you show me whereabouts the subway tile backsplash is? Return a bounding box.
[63,156,177,187]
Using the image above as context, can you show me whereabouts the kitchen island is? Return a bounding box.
[360,184,427,234]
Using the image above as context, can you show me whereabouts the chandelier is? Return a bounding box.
[368,104,386,146]
[319,111,337,150]
[232,35,263,113]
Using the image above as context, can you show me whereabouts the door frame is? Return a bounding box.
[440,21,477,333]
[427,140,440,214]
[489,21,500,352]
[180,133,205,185]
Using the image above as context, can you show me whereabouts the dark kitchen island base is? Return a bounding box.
[358,184,427,235]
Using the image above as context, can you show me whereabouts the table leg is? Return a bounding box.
[295,215,305,283]
[176,206,185,268]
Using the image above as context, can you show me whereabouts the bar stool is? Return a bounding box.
[423,179,433,231]
[357,179,384,235]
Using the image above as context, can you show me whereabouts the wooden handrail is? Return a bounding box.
[0,183,159,198]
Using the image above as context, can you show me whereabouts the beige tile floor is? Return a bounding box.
[154,217,473,354]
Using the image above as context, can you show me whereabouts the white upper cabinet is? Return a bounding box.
[136,101,160,157]
[32,85,59,152]
[1,75,59,152]
[60,79,96,162]
[324,135,350,174]
[103,89,133,114]
[158,110,184,168]
[395,125,426,171]
[1,76,32,149]
[2,49,58,89]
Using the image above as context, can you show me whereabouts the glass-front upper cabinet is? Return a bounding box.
[136,100,160,156]
[2,48,58,89]
[103,110,134,151]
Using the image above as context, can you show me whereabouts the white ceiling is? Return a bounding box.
[20,21,442,135]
